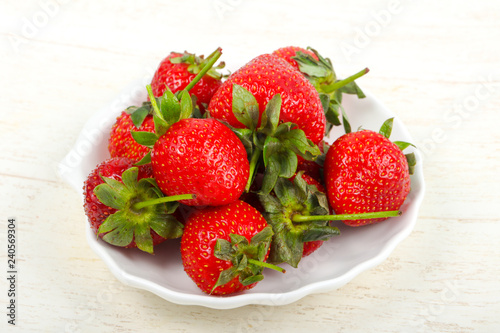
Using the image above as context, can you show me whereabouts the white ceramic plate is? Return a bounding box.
[59,81,425,309]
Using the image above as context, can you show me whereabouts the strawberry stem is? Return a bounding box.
[133,194,194,210]
[146,84,163,119]
[323,67,369,93]
[245,146,262,192]
[247,258,286,274]
[292,210,401,223]
[184,47,222,92]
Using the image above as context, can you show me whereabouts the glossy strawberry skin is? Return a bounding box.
[324,130,411,226]
[151,52,222,112]
[108,111,155,162]
[180,200,269,295]
[82,157,166,246]
[151,118,249,207]
[272,46,319,71]
[208,54,326,145]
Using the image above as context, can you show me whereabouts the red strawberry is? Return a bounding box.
[180,200,283,295]
[135,49,247,207]
[83,157,185,253]
[272,46,318,71]
[151,51,224,113]
[324,119,413,226]
[208,53,326,145]
[108,104,155,162]
[151,117,249,207]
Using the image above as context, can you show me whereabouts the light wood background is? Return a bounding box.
[1,0,499,332]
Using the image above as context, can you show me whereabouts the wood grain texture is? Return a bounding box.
[1,0,499,332]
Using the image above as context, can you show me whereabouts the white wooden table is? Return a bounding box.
[1,0,499,332]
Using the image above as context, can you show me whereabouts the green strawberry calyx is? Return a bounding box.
[292,47,369,133]
[211,225,285,294]
[227,84,322,194]
[169,48,226,81]
[124,102,153,129]
[132,48,223,165]
[94,166,192,254]
[258,173,340,268]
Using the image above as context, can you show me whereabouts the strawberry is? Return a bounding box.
[108,104,155,162]
[207,54,325,195]
[151,117,250,206]
[180,200,284,295]
[272,46,318,71]
[109,49,224,162]
[135,49,250,207]
[324,118,415,226]
[151,50,225,113]
[272,46,369,133]
[83,157,187,253]
[208,53,326,145]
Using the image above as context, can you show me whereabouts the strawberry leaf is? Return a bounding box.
[134,151,151,166]
[394,141,417,151]
[293,49,336,88]
[121,167,139,190]
[94,177,127,209]
[214,239,234,261]
[266,223,303,268]
[279,129,321,161]
[149,214,184,240]
[100,210,135,246]
[405,152,416,175]
[160,87,181,125]
[258,193,282,213]
[341,106,352,134]
[153,114,169,137]
[379,117,394,139]
[129,104,150,128]
[179,90,193,120]
[212,267,238,293]
[168,55,184,64]
[261,137,298,194]
[232,84,260,130]
[241,273,264,286]
[131,131,159,148]
[259,94,281,136]
[260,157,280,195]
[133,222,154,254]
[337,81,366,98]
[302,224,340,242]
[294,52,330,77]
[231,127,254,155]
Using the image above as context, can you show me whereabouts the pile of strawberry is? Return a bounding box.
[83,46,416,296]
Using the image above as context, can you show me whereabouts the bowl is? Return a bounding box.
[59,81,425,309]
